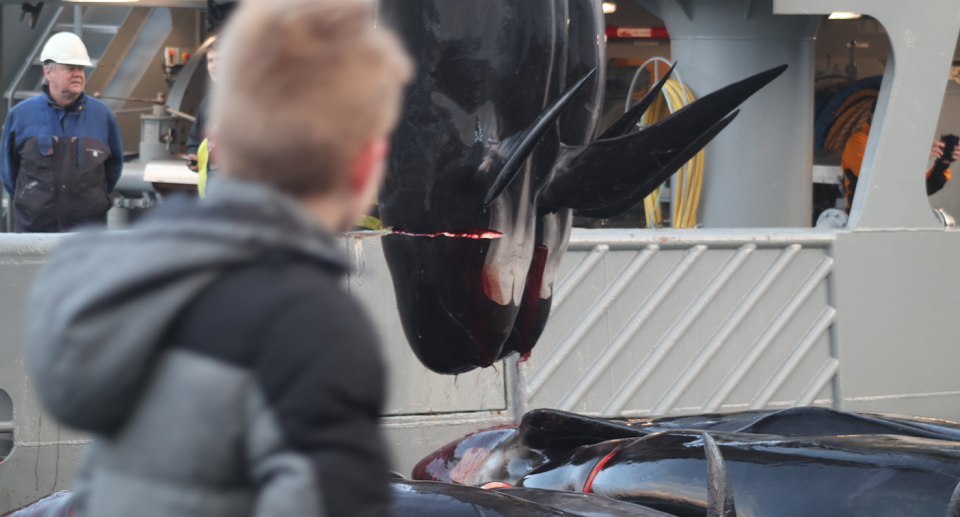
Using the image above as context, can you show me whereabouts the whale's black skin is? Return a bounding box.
[392,480,680,517]
[377,0,787,374]
[494,487,678,517]
[520,408,649,450]
[518,407,960,449]
[414,408,960,492]
[618,410,779,435]
[502,0,604,360]
[378,0,595,374]
[518,431,960,517]
[390,480,585,517]
[735,406,960,440]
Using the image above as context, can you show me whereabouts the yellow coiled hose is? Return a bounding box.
[638,79,704,229]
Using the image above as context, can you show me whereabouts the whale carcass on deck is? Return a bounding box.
[412,407,960,517]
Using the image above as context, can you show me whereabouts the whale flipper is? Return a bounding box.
[541,65,787,215]
[703,432,738,517]
[574,110,738,219]
[947,479,960,517]
[482,69,596,206]
[597,61,677,140]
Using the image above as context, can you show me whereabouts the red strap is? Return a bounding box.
[583,443,627,493]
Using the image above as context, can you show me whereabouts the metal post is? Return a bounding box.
[637,0,820,228]
[73,5,82,39]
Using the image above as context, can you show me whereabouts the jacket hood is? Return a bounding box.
[27,178,348,434]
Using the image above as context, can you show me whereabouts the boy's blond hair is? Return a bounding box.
[212,0,412,196]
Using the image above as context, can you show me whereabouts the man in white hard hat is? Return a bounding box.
[0,32,123,232]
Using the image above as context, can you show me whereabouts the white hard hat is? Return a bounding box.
[40,32,93,67]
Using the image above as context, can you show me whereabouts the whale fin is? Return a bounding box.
[518,408,647,449]
[540,64,787,215]
[597,61,676,140]
[947,479,960,517]
[573,110,738,219]
[481,69,596,206]
[703,432,738,517]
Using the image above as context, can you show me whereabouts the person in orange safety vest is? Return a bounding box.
[842,108,960,213]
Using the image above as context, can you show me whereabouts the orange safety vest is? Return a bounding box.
[841,123,951,212]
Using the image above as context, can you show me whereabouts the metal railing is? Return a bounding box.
[4,6,64,113]
[520,229,840,417]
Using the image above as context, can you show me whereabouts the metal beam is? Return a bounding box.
[73,5,82,38]
[86,7,155,97]
[5,5,64,112]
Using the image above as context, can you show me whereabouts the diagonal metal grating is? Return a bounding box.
[521,233,838,417]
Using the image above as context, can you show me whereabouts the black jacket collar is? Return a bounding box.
[42,84,87,112]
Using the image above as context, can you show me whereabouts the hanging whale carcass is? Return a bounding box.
[377,0,787,374]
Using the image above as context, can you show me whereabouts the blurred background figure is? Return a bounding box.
[186,36,219,197]
[840,100,960,213]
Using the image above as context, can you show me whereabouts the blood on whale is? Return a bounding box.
[511,245,550,358]
[392,229,504,240]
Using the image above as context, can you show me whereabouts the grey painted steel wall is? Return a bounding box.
[635,0,820,228]
[0,234,86,511]
[832,230,960,417]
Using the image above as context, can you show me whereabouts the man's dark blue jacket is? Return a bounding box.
[1,86,123,232]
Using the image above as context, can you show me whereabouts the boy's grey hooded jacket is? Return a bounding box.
[26,178,391,517]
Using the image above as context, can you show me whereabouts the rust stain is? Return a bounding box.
[34,415,41,491]
[51,425,61,492]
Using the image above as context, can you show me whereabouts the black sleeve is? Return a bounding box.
[843,168,858,214]
[4,128,19,196]
[927,163,950,196]
[256,287,392,517]
[186,97,209,155]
